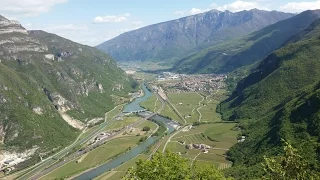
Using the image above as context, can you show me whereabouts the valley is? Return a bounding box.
[1,2,320,179]
[2,65,237,179]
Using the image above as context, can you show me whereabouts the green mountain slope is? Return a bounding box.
[219,19,320,179]
[97,9,293,63]
[0,17,136,156]
[173,10,320,74]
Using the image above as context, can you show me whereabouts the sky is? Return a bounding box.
[1,0,320,46]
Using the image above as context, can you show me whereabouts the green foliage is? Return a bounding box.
[124,151,230,180]
[263,140,320,180]
[151,120,167,137]
[0,30,136,155]
[142,126,150,131]
[220,19,320,179]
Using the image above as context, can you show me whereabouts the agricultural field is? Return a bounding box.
[160,104,184,124]
[106,104,125,121]
[167,92,203,124]
[198,99,221,122]
[140,94,160,112]
[163,123,238,168]
[104,116,141,131]
[40,136,141,180]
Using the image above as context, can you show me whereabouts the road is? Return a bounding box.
[14,105,124,180]
[195,92,205,122]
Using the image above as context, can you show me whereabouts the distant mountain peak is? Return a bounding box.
[97,10,294,62]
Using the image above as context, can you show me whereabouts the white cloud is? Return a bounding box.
[280,1,320,13]
[211,0,268,12]
[190,8,209,15]
[92,14,131,23]
[0,0,67,17]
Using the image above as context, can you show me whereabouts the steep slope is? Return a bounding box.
[173,10,320,74]
[219,18,320,179]
[0,16,136,158]
[97,9,293,62]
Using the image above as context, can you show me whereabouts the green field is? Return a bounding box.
[135,120,158,131]
[160,104,184,124]
[40,136,141,180]
[140,94,160,112]
[198,99,221,122]
[204,123,238,149]
[104,116,141,131]
[106,104,125,121]
[163,123,238,168]
[167,92,202,124]
[172,133,216,147]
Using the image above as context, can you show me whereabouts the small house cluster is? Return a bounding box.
[186,143,211,153]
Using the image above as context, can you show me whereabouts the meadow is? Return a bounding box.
[167,92,202,124]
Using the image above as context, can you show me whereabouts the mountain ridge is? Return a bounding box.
[97,9,294,63]
[173,10,320,74]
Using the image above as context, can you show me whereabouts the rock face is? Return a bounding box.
[0,15,136,155]
[97,9,294,62]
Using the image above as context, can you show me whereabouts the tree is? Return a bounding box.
[124,151,231,180]
[142,126,151,131]
[193,163,232,180]
[262,140,320,180]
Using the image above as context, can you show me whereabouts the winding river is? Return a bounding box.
[73,84,177,180]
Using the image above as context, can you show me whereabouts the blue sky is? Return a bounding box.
[1,0,320,46]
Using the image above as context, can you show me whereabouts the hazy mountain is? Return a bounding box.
[0,15,136,156]
[173,10,320,74]
[97,9,293,63]
[219,18,320,179]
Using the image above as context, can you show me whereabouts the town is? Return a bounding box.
[157,72,227,93]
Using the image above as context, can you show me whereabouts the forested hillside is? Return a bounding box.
[219,18,320,179]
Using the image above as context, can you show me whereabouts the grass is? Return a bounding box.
[160,104,183,124]
[203,123,238,149]
[40,136,141,180]
[135,120,158,131]
[163,123,238,168]
[199,99,221,122]
[106,104,125,122]
[104,116,141,131]
[140,94,161,112]
[167,92,202,124]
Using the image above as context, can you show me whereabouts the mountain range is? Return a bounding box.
[173,10,320,73]
[97,9,294,63]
